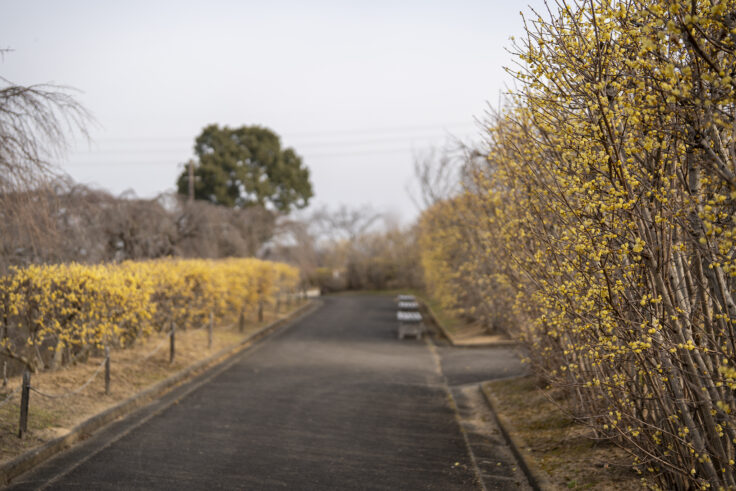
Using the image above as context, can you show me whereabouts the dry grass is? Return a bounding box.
[485,376,643,490]
[415,294,514,346]
[0,303,305,464]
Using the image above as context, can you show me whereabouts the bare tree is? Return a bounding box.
[407,139,485,211]
[314,203,381,242]
[0,75,92,270]
[171,196,276,259]
[0,76,90,190]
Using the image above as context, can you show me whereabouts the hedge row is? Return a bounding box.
[0,258,300,371]
[420,1,736,488]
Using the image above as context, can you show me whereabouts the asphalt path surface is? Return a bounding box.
[7,295,530,490]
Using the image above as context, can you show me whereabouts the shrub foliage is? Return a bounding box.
[420,1,736,488]
[0,258,299,372]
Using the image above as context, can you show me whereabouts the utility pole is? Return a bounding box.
[188,159,195,203]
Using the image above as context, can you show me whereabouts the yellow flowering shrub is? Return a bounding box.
[418,193,518,333]
[0,258,299,372]
[420,1,736,488]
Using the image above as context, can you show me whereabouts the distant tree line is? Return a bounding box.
[0,177,278,272]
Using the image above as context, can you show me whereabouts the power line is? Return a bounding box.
[84,121,479,143]
[284,121,478,138]
[59,129,483,167]
[59,145,443,167]
[304,147,418,158]
[69,132,475,156]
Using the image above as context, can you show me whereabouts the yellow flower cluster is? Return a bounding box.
[0,258,299,371]
[420,1,736,488]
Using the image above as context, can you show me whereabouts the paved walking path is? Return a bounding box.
[6,295,530,490]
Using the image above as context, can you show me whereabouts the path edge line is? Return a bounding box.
[423,336,487,491]
[479,381,554,491]
[419,299,541,490]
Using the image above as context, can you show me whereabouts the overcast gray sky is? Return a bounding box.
[1,0,545,222]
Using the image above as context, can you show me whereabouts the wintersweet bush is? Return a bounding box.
[420,1,736,488]
[418,194,519,335]
[0,258,299,372]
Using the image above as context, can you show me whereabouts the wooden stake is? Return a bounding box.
[18,370,30,438]
[208,311,213,349]
[104,345,111,395]
[169,321,176,364]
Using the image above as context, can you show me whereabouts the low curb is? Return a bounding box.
[418,298,518,348]
[0,300,321,487]
[418,298,544,489]
[480,381,554,491]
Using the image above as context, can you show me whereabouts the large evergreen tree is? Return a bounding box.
[177,124,313,212]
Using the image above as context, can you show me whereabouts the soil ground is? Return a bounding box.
[485,376,643,490]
